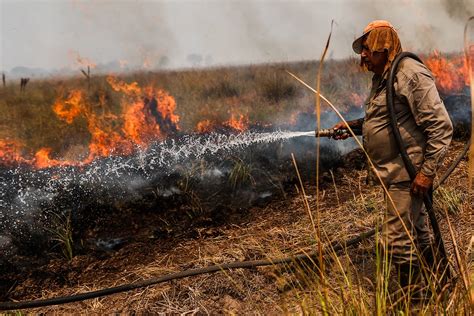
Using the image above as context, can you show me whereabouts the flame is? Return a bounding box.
[107,76,141,95]
[154,88,180,126]
[225,112,248,132]
[35,148,58,169]
[53,90,84,123]
[196,108,249,133]
[0,140,25,165]
[0,76,181,169]
[122,100,161,146]
[196,119,214,133]
[425,51,469,94]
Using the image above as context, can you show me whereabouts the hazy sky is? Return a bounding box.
[0,0,472,72]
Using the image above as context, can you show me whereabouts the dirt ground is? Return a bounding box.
[2,140,472,314]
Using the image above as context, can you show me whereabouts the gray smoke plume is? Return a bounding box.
[2,0,472,72]
[441,0,474,21]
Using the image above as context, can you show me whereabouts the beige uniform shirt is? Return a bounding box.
[363,57,453,185]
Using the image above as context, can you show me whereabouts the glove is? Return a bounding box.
[411,172,434,197]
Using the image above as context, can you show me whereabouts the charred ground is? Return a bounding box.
[1,140,471,314]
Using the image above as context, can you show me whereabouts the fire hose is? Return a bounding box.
[0,229,375,310]
[0,61,470,313]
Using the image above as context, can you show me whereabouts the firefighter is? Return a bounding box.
[332,20,453,292]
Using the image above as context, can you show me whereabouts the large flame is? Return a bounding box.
[1,77,181,168]
[425,51,469,94]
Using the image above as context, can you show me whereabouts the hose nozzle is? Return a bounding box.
[315,127,362,138]
[316,128,348,138]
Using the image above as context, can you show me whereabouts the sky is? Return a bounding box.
[0,0,473,73]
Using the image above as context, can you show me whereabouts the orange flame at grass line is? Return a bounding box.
[425,51,469,94]
[34,147,82,168]
[35,148,56,169]
[0,140,26,165]
[225,113,248,132]
[196,119,213,133]
[106,76,141,95]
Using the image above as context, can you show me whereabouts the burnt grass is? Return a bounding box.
[0,129,346,297]
[2,137,471,313]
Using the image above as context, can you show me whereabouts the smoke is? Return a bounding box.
[2,0,472,72]
[441,0,474,21]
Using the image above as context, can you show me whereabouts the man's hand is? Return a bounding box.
[411,172,434,197]
[331,122,351,140]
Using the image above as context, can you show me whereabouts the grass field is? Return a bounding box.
[0,58,371,166]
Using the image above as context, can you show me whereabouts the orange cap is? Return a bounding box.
[352,20,395,54]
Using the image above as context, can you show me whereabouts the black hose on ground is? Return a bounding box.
[386,52,455,279]
[0,228,376,311]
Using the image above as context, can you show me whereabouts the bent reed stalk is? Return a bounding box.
[314,21,335,314]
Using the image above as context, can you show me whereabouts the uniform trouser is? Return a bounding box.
[382,182,431,266]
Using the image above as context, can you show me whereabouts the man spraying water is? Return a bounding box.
[331,20,453,295]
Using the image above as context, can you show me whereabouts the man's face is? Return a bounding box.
[361,38,388,75]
